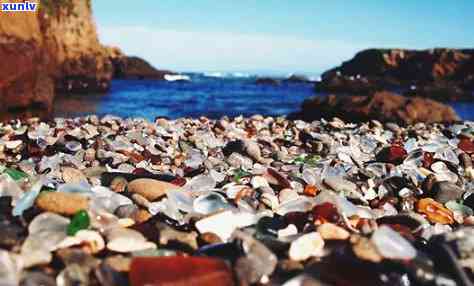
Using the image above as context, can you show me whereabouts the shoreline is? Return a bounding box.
[0,115,473,285]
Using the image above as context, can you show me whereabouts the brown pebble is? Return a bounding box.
[36,192,89,216]
[128,178,180,201]
[351,235,382,263]
[110,176,128,193]
[198,232,223,245]
[131,209,152,224]
[62,167,87,184]
[105,255,132,272]
[317,223,350,240]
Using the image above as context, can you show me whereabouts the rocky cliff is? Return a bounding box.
[0,0,169,121]
[0,1,54,120]
[0,0,111,120]
[316,48,474,101]
[40,0,113,94]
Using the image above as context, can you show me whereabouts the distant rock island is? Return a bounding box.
[316,48,474,101]
[291,90,460,125]
[0,0,172,120]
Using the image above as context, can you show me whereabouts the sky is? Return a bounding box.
[92,1,474,76]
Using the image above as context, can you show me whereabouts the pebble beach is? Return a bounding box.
[0,114,474,286]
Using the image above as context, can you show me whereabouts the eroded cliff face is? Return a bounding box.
[40,0,113,93]
[0,3,54,120]
[0,0,112,120]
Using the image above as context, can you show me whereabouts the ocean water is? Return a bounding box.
[54,73,474,121]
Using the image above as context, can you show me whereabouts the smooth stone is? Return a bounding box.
[317,223,350,240]
[193,192,231,215]
[288,232,325,261]
[278,188,299,203]
[351,235,382,263]
[36,192,89,216]
[232,230,277,283]
[21,271,56,286]
[56,248,99,269]
[129,256,234,286]
[12,179,43,217]
[0,250,21,285]
[433,181,465,204]
[323,176,358,195]
[114,204,139,219]
[128,179,179,201]
[56,264,91,286]
[106,228,156,253]
[0,219,26,248]
[198,232,223,245]
[244,140,262,161]
[29,212,70,234]
[100,172,176,186]
[62,167,87,184]
[156,222,198,250]
[195,210,258,241]
[57,230,105,254]
[277,224,298,238]
[371,225,416,260]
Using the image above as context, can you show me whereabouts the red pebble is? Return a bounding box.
[129,257,235,286]
[283,211,309,231]
[422,152,434,169]
[376,145,407,165]
[458,138,474,154]
[170,176,187,186]
[312,202,341,224]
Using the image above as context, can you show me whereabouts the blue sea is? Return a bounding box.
[53,73,474,121]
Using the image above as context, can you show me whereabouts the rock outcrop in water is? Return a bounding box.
[293,91,460,125]
[316,48,474,101]
[108,47,175,80]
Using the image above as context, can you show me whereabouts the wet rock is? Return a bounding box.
[106,228,156,253]
[128,178,180,201]
[289,232,325,261]
[317,223,350,240]
[232,230,277,284]
[35,192,89,216]
[62,167,87,184]
[198,232,223,245]
[351,235,382,263]
[156,222,198,250]
[371,225,416,260]
[20,271,56,286]
[195,210,258,241]
[0,219,26,248]
[0,250,21,286]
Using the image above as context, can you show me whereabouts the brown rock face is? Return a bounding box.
[0,4,54,120]
[295,91,460,125]
[39,0,113,93]
[0,0,113,120]
[316,48,474,101]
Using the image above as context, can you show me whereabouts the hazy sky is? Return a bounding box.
[92,1,474,75]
